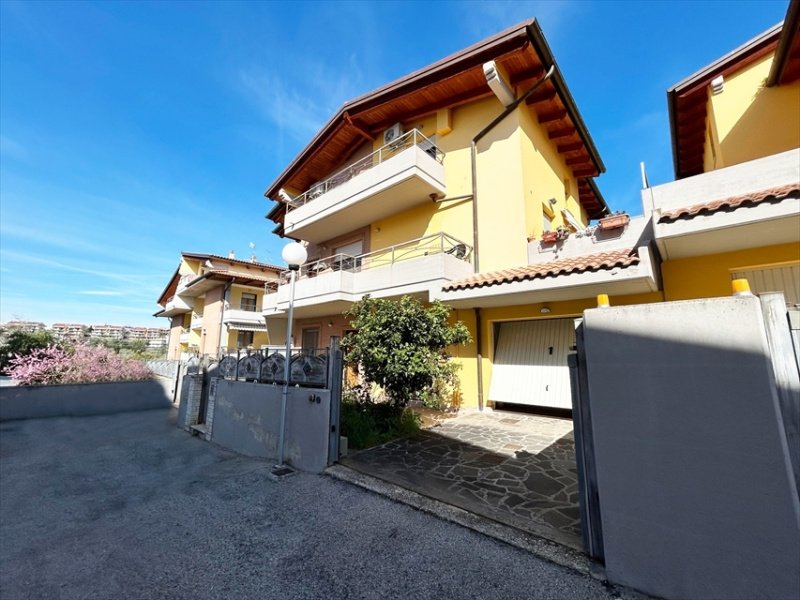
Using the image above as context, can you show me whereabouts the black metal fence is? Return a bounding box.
[217,348,329,388]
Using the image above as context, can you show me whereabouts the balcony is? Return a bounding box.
[283,130,446,243]
[223,302,266,328]
[262,232,474,318]
[190,313,204,330]
[161,295,192,317]
[648,149,800,260]
[179,329,190,344]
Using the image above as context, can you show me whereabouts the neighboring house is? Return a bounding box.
[651,6,800,306]
[263,13,799,411]
[155,252,283,360]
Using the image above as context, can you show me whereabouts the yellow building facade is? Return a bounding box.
[261,14,799,411]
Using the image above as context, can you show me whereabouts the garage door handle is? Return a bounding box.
[548,346,553,355]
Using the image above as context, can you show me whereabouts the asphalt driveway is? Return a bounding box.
[0,408,617,599]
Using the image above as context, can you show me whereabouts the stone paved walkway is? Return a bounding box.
[341,410,582,550]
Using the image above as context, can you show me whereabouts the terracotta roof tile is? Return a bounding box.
[658,183,800,222]
[443,248,639,291]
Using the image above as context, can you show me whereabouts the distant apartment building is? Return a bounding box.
[2,321,47,333]
[51,323,87,341]
[91,324,126,340]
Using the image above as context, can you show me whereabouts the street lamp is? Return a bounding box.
[274,241,307,474]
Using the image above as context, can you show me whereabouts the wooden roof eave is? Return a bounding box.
[767,0,800,86]
[263,21,533,201]
[668,23,783,178]
[156,268,180,307]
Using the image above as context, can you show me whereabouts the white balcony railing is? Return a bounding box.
[288,129,444,212]
[190,314,204,329]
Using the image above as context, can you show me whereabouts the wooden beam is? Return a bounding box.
[366,87,493,133]
[571,167,597,177]
[565,156,587,166]
[343,112,374,142]
[548,126,576,140]
[525,88,556,105]
[557,141,583,153]
[537,109,567,124]
[509,65,545,85]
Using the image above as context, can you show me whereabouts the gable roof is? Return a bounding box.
[155,252,283,307]
[264,19,608,233]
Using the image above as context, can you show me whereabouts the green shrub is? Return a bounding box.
[340,386,421,450]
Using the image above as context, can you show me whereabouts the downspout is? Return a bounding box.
[217,279,234,355]
[470,64,555,273]
[474,307,484,412]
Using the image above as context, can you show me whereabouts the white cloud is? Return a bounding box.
[77,290,125,296]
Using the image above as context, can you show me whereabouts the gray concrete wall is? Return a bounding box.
[0,380,173,421]
[209,379,331,473]
[581,296,800,600]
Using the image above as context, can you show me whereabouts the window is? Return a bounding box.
[237,331,254,348]
[543,212,553,232]
[333,240,364,271]
[301,328,320,354]
[240,292,257,312]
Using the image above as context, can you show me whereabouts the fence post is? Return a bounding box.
[760,293,800,492]
[328,338,344,465]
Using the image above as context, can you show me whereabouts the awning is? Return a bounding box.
[226,322,268,332]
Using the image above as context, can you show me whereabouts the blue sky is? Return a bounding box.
[0,0,789,326]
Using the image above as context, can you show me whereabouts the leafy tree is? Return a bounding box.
[0,330,57,374]
[342,296,471,407]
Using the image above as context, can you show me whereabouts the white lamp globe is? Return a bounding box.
[281,242,308,268]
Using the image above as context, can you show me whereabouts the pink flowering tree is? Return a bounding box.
[9,343,152,386]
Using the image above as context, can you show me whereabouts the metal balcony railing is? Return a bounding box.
[286,129,444,212]
[264,232,472,292]
[230,303,259,312]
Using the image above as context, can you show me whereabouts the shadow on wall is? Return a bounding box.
[579,296,800,600]
[0,380,173,422]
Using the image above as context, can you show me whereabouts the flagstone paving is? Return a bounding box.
[341,410,582,550]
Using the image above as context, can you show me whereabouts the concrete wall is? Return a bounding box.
[581,296,800,600]
[209,379,331,473]
[0,380,173,421]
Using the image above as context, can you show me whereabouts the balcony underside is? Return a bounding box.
[654,201,800,260]
[284,146,446,243]
[161,296,192,317]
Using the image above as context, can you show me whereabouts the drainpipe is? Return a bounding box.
[217,279,233,355]
[474,307,484,412]
[470,65,555,274]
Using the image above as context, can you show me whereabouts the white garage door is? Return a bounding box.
[731,264,800,306]
[488,318,576,409]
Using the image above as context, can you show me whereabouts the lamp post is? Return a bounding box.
[275,241,307,472]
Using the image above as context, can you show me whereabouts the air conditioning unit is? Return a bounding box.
[383,123,403,145]
[307,182,325,198]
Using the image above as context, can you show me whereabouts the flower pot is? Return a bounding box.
[541,231,560,243]
[598,214,630,231]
